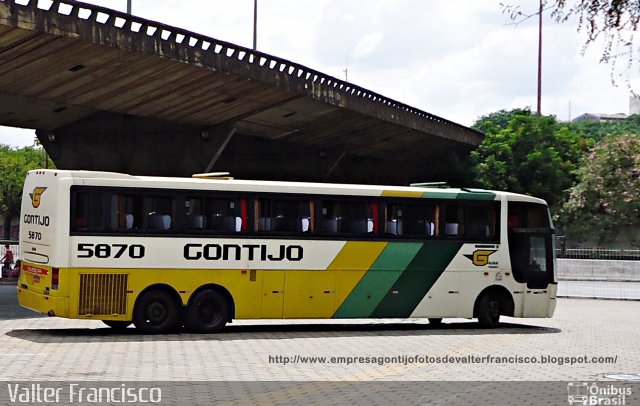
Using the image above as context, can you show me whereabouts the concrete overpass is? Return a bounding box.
[0,0,484,185]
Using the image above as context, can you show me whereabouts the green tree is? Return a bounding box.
[472,108,531,135]
[0,145,49,240]
[557,133,640,242]
[564,115,640,143]
[471,109,585,208]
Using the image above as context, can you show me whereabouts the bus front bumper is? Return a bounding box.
[17,287,69,318]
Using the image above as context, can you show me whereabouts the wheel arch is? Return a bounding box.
[188,284,235,321]
[473,285,515,317]
[135,283,183,310]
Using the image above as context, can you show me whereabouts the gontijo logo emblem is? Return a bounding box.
[464,249,497,266]
[30,187,47,208]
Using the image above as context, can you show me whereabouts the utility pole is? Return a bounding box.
[537,0,542,116]
[126,0,131,15]
[253,0,257,50]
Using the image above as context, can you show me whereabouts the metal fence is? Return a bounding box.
[555,248,640,260]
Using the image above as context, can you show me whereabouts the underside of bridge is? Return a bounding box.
[0,0,483,185]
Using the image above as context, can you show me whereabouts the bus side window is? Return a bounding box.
[256,198,310,234]
[466,205,494,240]
[191,196,242,233]
[384,203,403,236]
[385,202,438,238]
[320,200,374,236]
[444,205,464,237]
[144,196,174,231]
[149,213,172,230]
[320,201,339,233]
[184,197,204,230]
[72,190,105,232]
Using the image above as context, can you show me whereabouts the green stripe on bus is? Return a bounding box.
[422,191,459,199]
[458,191,496,201]
[370,241,463,318]
[333,242,422,318]
[421,191,496,200]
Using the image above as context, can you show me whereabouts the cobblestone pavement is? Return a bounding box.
[0,298,638,383]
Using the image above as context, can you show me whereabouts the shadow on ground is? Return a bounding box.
[5,320,561,344]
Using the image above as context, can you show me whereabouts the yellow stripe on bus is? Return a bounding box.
[381,190,424,198]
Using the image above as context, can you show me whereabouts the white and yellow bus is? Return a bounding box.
[17,169,557,333]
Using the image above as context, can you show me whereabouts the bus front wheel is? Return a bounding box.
[133,290,179,334]
[184,289,229,333]
[476,293,501,328]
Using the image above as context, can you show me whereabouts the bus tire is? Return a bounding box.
[102,320,132,330]
[133,290,180,334]
[476,292,501,328]
[184,289,229,333]
[428,318,443,326]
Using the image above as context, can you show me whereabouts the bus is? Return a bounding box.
[17,169,557,333]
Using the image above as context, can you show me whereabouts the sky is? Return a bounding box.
[2,0,638,147]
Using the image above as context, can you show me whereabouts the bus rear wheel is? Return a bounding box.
[184,289,229,333]
[476,293,501,328]
[428,318,443,326]
[102,320,132,330]
[133,290,179,334]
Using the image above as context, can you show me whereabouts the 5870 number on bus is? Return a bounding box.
[77,243,145,259]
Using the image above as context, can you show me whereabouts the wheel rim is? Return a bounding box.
[197,299,223,327]
[146,300,168,325]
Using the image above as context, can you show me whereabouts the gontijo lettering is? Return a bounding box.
[184,243,303,261]
[23,214,50,226]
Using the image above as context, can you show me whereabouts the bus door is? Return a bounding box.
[261,270,285,318]
[507,202,556,317]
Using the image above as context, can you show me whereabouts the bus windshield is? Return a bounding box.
[507,202,555,289]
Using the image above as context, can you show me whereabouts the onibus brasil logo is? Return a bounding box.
[29,187,47,208]
[567,382,632,405]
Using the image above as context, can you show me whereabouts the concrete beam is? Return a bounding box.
[36,112,239,177]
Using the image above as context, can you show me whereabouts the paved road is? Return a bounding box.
[0,283,43,319]
[558,280,640,300]
[1,285,639,404]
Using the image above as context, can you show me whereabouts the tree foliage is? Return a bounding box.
[565,114,640,142]
[472,109,640,244]
[503,1,640,85]
[551,0,640,61]
[471,109,585,208]
[557,133,640,241]
[0,145,49,239]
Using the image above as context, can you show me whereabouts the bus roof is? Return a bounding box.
[28,169,547,205]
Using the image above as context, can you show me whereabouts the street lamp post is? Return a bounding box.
[253,0,257,50]
[537,0,542,116]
